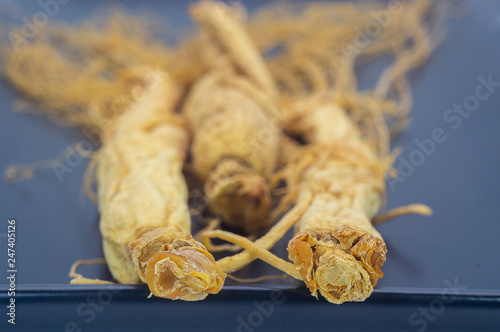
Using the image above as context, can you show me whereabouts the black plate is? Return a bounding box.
[1,0,500,331]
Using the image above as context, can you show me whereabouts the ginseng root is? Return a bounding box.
[183,1,281,233]
[97,75,225,300]
[281,100,425,304]
[204,100,431,304]
[2,0,443,305]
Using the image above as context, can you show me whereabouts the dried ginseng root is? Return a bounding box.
[284,107,387,304]
[204,104,389,303]
[203,98,430,303]
[200,0,439,303]
[96,75,225,301]
[279,99,430,304]
[183,1,280,233]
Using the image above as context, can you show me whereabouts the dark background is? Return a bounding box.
[0,0,499,331]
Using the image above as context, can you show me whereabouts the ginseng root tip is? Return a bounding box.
[145,247,226,301]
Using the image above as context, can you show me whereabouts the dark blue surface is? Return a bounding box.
[1,284,500,331]
[0,0,500,331]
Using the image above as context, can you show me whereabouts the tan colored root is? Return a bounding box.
[3,141,94,184]
[277,135,305,169]
[211,191,312,273]
[248,0,446,144]
[204,158,272,233]
[372,204,432,225]
[195,219,244,252]
[1,13,205,191]
[1,13,203,131]
[96,75,191,284]
[190,0,277,98]
[2,17,221,299]
[227,274,291,283]
[288,217,386,304]
[374,1,448,98]
[204,243,243,253]
[96,74,225,300]
[183,73,279,181]
[69,258,115,285]
[204,229,301,280]
[270,100,399,303]
[221,73,283,122]
[2,0,447,305]
[184,1,282,231]
[129,227,226,301]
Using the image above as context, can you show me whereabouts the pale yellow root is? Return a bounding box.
[277,135,305,169]
[269,100,432,304]
[2,0,445,304]
[96,74,225,300]
[288,208,386,303]
[200,202,429,293]
[69,258,115,285]
[248,0,446,132]
[184,1,282,233]
[205,243,243,253]
[205,191,312,273]
[184,1,295,234]
[372,204,432,225]
[1,13,205,130]
[196,219,244,252]
[239,0,443,304]
[190,0,277,97]
[227,274,291,283]
[204,229,301,280]
[129,227,226,301]
[3,141,94,184]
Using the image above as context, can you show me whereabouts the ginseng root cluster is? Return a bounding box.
[2,0,440,303]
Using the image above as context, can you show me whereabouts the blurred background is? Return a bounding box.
[0,0,499,330]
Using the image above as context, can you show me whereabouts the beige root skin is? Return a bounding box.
[184,1,280,232]
[203,191,312,273]
[203,229,302,280]
[183,73,279,232]
[69,258,115,285]
[278,101,391,304]
[189,0,277,97]
[97,75,226,299]
[0,0,441,304]
[279,98,431,302]
[203,101,430,303]
[129,227,225,301]
[204,159,272,233]
[373,204,432,225]
[97,76,190,284]
[288,215,387,303]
